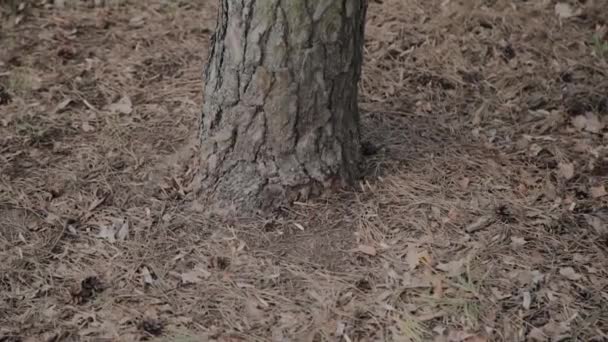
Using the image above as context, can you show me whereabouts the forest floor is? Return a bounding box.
[1,0,608,341]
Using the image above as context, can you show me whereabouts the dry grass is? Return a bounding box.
[1,0,608,341]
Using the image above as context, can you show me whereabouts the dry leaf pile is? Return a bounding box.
[1,0,608,341]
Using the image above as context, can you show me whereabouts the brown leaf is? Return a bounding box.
[432,277,444,299]
[141,266,154,284]
[516,136,531,150]
[464,335,488,342]
[28,73,42,91]
[544,180,557,200]
[107,96,133,114]
[358,244,377,256]
[406,244,420,270]
[527,328,547,341]
[573,140,591,153]
[431,206,441,220]
[465,216,493,233]
[45,212,61,225]
[529,144,544,157]
[129,15,145,28]
[471,102,485,126]
[82,121,94,132]
[583,214,608,235]
[555,3,575,19]
[116,220,129,241]
[444,330,487,342]
[436,258,465,277]
[559,267,582,281]
[53,98,72,114]
[521,169,537,186]
[516,270,545,285]
[87,194,107,212]
[522,291,532,309]
[490,287,510,300]
[245,300,265,322]
[571,115,587,130]
[445,208,461,223]
[572,113,604,133]
[96,225,116,243]
[557,162,575,180]
[418,249,432,266]
[96,219,128,243]
[540,320,572,341]
[181,266,210,284]
[590,185,607,198]
[510,236,527,247]
[458,177,470,190]
[584,113,604,133]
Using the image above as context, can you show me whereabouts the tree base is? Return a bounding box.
[196,0,367,216]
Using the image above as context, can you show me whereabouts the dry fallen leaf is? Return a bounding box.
[87,195,107,212]
[358,244,377,256]
[557,162,574,180]
[96,219,128,243]
[583,214,608,235]
[532,270,545,284]
[572,113,604,133]
[97,225,116,243]
[53,98,72,114]
[129,15,146,28]
[445,208,461,224]
[584,113,604,133]
[431,206,442,220]
[116,220,129,241]
[464,335,489,342]
[406,244,420,270]
[465,216,493,233]
[539,320,573,341]
[590,185,607,198]
[571,115,587,130]
[82,121,94,132]
[335,320,346,337]
[141,266,154,284]
[432,277,444,299]
[555,3,575,19]
[490,287,510,300]
[527,328,547,341]
[522,291,532,310]
[245,300,265,322]
[559,267,582,281]
[517,270,545,285]
[443,330,487,342]
[181,266,211,284]
[510,236,527,247]
[544,180,557,200]
[108,96,133,114]
[458,177,470,190]
[436,258,465,277]
[45,212,61,225]
[529,143,544,157]
[418,250,432,266]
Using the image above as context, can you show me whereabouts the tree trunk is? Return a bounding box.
[197,0,367,215]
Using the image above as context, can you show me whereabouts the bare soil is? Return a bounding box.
[1,0,608,341]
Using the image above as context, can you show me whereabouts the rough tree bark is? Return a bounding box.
[197,0,367,215]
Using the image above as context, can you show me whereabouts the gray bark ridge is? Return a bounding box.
[198,0,367,214]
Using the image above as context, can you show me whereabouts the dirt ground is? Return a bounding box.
[1,0,608,341]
